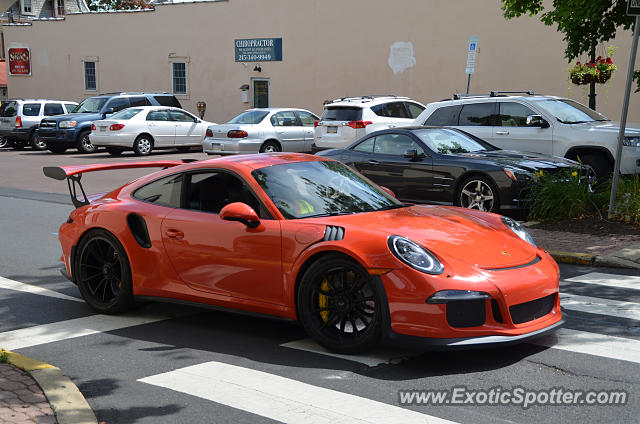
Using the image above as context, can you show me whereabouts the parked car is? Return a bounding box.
[38,92,181,154]
[412,91,640,180]
[44,153,562,353]
[202,108,319,155]
[317,126,594,212]
[313,95,425,151]
[0,99,77,150]
[90,106,215,156]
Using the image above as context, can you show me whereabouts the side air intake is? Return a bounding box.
[323,226,345,241]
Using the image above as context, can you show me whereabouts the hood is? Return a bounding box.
[457,150,580,172]
[47,112,104,123]
[322,205,538,269]
[569,120,640,137]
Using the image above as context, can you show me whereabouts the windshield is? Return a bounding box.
[415,128,496,154]
[110,108,142,120]
[71,97,108,114]
[252,160,403,219]
[228,110,269,125]
[532,98,609,124]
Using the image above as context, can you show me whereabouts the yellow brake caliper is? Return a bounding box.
[319,279,330,323]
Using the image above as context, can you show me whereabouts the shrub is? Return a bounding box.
[609,176,640,225]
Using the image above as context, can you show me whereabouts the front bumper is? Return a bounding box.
[38,127,78,147]
[203,137,263,154]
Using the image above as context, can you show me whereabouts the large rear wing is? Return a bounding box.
[43,160,196,208]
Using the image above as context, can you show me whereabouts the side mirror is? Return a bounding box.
[403,149,425,161]
[103,107,114,117]
[526,115,549,128]
[379,186,396,198]
[220,202,260,228]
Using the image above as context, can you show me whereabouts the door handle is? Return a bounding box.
[165,229,184,240]
[495,131,510,135]
[368,160,380,165]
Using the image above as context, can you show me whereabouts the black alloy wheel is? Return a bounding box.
[297,256,382,353]
[75,229,135,314]
[456,176,500,212]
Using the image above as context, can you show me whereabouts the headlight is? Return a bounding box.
[504,167,535,182]
[388,235,444,274]
[501,216,536,247]
[623,136,640,147]
[59,121,77,128]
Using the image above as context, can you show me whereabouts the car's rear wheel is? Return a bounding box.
[76,131,97,153]
[29,131,47,151]
[106,147,124,157]
[133,135,153,156]
[75,229,135,314]
[260,140,281,153]
[0,137,8,148]
[297,255,382,353]
[456,176,500,213]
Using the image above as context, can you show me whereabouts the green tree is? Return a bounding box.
[501,0,638,106]
[87,0,152,11]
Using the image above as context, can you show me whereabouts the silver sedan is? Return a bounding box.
[203,108,319,155]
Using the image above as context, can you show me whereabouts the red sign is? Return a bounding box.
[8,48,31,76]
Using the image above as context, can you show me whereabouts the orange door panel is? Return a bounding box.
[160,208,284,305]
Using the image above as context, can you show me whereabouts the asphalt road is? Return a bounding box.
[0,147,638,424]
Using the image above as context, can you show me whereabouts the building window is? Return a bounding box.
[84,61,97,91]
[22,0,33,14]
[172,62,187,95]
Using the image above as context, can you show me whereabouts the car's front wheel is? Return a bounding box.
[297,255,382,353]
[76,131,97,153]
[456,176,500,213]
[30,131,47,151]
[75,229,135,314]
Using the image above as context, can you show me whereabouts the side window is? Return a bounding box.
[296,111,318,126]
[64,103,77,113]
[372,102,409,118]
[270,111,299,127]
[146,110,170,121]
[459,103,495,126]
[170,110,197,122]
[105,97,130,113]
[22,103,41,116]
[405,102,425,119]
[44,103,65,116]
[498,102,538,127]
[129,97,152,107]
[352,137,375,153]
[186,172,264,217]
[154,96,182,108]
[133,174,183,208]
[373,133,424,155]
[424,105,462,126]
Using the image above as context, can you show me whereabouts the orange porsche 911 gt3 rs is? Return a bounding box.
[44,153,562,353]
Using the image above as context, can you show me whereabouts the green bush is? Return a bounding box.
[609,176,640,225]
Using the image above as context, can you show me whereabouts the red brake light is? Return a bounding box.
[314,120,320,128]
[15,116,22,128]
[91,124,96,131]
[205,128,213,137]
[227,130,248,138]
[109,123,125,131]
[347,120,372,129]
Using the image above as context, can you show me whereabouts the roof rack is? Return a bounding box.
[452,90,535,100]
[329,95,408,104]
[96,92,170,96]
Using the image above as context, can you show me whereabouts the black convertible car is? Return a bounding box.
[316,126,592,212]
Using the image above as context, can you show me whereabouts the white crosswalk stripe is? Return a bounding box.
[0,275,83,303]
[564,272,640,290]
[139,361,457,424]
[559,292,640,321]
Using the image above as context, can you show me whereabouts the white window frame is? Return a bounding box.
[169,56,190,99]
[82,57,99,92]
[21,0,33,15]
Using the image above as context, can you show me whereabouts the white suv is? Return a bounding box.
[412,91,640,179]
[313,96,425,151]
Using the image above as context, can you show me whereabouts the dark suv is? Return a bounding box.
[38,92,181,153]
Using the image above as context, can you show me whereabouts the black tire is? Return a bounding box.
[106,147,124,157]
[74,229,135,314]
[580,154,612,182]
[0,137,8,149]
[455,175,500,213]
[259,140,281,153]
[29,131,47,151]
[297,255,383,353]
[76,131,97,153]
[133,135,153,156]
[47,145,68,154]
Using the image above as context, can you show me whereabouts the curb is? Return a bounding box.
[549,250,640,269]
[2,350,98,424]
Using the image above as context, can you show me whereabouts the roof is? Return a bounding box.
[325,95,411,108]
[198,152,330,170]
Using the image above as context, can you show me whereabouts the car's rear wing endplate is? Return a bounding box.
[43,159,197,208]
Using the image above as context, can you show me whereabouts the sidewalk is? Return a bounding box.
[0,351,97,424]
[524,223,640,269]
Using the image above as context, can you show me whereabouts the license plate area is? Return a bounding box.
[327,126,338,134]
[99,127,106,132]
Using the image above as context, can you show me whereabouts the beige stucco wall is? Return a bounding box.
[3,0,640,123]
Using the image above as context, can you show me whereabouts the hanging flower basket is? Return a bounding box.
[569,56,616,86]
[596,70,612,84]
[570,72,594,85]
